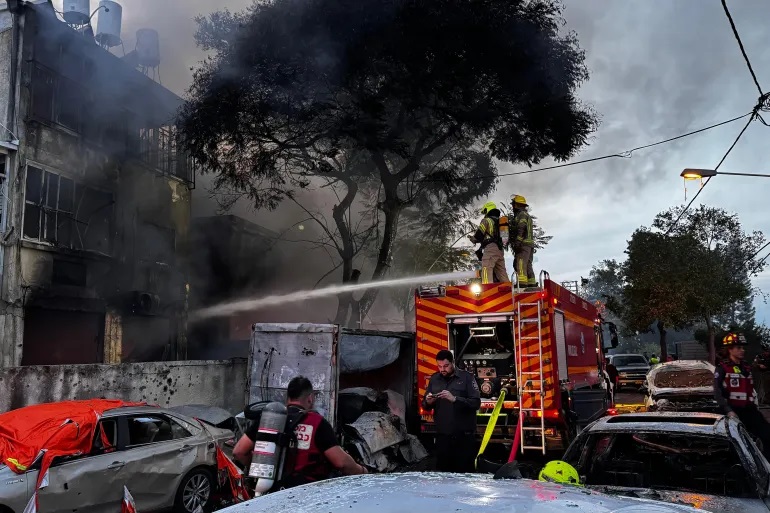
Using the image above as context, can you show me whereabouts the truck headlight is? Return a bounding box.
[470,283,482,296]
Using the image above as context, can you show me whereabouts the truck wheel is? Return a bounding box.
[174,468,214,513]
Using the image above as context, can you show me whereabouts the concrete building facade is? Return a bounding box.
[0,2,196,367]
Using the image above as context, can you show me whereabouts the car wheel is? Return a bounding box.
[175,468,214,513]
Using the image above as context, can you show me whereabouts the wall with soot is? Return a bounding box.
[0,358,247,413]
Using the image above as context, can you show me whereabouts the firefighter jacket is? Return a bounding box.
[513,209,534,248]
[471,209,503,250]
[422,368,481,435]
[714,360,756,412]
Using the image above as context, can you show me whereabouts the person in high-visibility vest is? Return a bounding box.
[469,201,510,284]
[510,195,537,288]
[714,332,770,459]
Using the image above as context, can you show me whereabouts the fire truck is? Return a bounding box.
[415,272,617,456]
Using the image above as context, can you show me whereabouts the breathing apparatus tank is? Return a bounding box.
[249,401,288,496]
[499,215,509,248]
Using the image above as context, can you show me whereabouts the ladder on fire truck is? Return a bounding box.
[514,271,548,454]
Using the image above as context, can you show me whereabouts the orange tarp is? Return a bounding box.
[0,399,142,476]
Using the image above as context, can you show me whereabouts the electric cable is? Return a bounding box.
[721,0,763,96]
[664,111,755,235]
[420,112,751,183]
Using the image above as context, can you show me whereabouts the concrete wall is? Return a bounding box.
[0,359,248,413]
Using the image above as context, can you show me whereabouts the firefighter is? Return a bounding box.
[510,195,537,288]
[468,201,510,284]
[233,376,366,490]
[714,333,770,459]
[753,343,770,406]
[423,350,481,473]
[649,354,660,365]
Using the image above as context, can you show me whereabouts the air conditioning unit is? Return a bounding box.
[132,291,161,316]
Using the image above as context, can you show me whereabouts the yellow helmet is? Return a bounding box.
[480,201,497,214]
[511,194,528,206]
[538,460,582,486]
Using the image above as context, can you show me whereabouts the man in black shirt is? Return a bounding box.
[423,349,481,473]
[233,376,366,490]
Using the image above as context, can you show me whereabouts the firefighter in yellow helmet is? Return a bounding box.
[510,195,537,288]
[538,460,582,486]
[468,201,510,284]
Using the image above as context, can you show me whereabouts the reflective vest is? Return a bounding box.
[479,215,503,250]
[276,410,332,490]
[720,361,756,408]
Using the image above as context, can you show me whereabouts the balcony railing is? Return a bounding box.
[136,126,198,185]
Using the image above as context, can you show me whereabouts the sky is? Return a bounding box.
[51,0,770,326]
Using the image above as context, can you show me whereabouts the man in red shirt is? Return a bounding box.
[233,376,366,490]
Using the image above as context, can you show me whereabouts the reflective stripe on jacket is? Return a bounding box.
[719,361,756,408]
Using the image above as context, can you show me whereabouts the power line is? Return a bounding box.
[664,114,754,235]
[421,112,751,183]
[721,0,763,96]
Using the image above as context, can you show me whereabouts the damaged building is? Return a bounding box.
[0,1,197,367]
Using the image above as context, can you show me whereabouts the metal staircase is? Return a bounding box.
[514,274,547,454]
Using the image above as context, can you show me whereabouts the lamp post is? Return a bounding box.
[681,168,770,179]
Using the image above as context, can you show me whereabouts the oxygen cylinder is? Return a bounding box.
[249,401,288,496]
[499,215,509,248]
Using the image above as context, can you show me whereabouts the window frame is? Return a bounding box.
[22,162,114,256]
[121,413,195,449]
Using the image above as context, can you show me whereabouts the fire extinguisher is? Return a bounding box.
[249,401,288,496]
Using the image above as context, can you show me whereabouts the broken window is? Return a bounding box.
[31,65,56,122]
[577,432,755,497]
[137,125,195,183]
[23,166,113,254]
[125,415,192,446]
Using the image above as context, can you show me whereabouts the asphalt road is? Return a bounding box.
[615,390,646,405]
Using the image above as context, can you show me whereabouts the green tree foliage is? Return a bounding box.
[180,0,598,316]
[591,206,765,362]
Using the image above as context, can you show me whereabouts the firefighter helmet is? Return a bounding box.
[721,332,748,347]
[511,194,528,206]
[538,460,582,486]
[480,201,497,214]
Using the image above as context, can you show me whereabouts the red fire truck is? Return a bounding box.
[415,272,616,456]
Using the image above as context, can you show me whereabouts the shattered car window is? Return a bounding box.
[613,356,648,367]
[653,369,714,388]
[579,433,754,497]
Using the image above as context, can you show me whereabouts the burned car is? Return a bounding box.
[562,412,770,513]
[643,360,719,413]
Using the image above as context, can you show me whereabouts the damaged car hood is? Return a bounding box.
[593,486,768,513]
[221,473,703,513]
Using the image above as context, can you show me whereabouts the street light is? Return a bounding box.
[681,168,770,179]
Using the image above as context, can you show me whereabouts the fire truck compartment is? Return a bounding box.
[448,316,516,401]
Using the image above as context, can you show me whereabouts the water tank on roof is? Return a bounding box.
[136,28,161,68]
[63,0,90,25]
[95,0,122,48]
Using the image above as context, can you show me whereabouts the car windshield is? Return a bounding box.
[613,356,648,367]
[653,368,714,389]
[574,432,756,498]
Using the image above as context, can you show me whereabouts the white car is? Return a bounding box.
[217,472,703,513]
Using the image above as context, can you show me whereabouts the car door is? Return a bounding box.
[117,413,204,512]
[37,418,123,513]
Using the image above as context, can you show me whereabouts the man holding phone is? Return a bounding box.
[422,349,481,472]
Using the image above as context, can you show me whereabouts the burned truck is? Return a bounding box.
[241,323,426,472]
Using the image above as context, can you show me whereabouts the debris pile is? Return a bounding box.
[339,388,427,472]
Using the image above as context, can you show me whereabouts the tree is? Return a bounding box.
[180,0,598,316]
[652,206,766,361]
[609,206,765,362]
